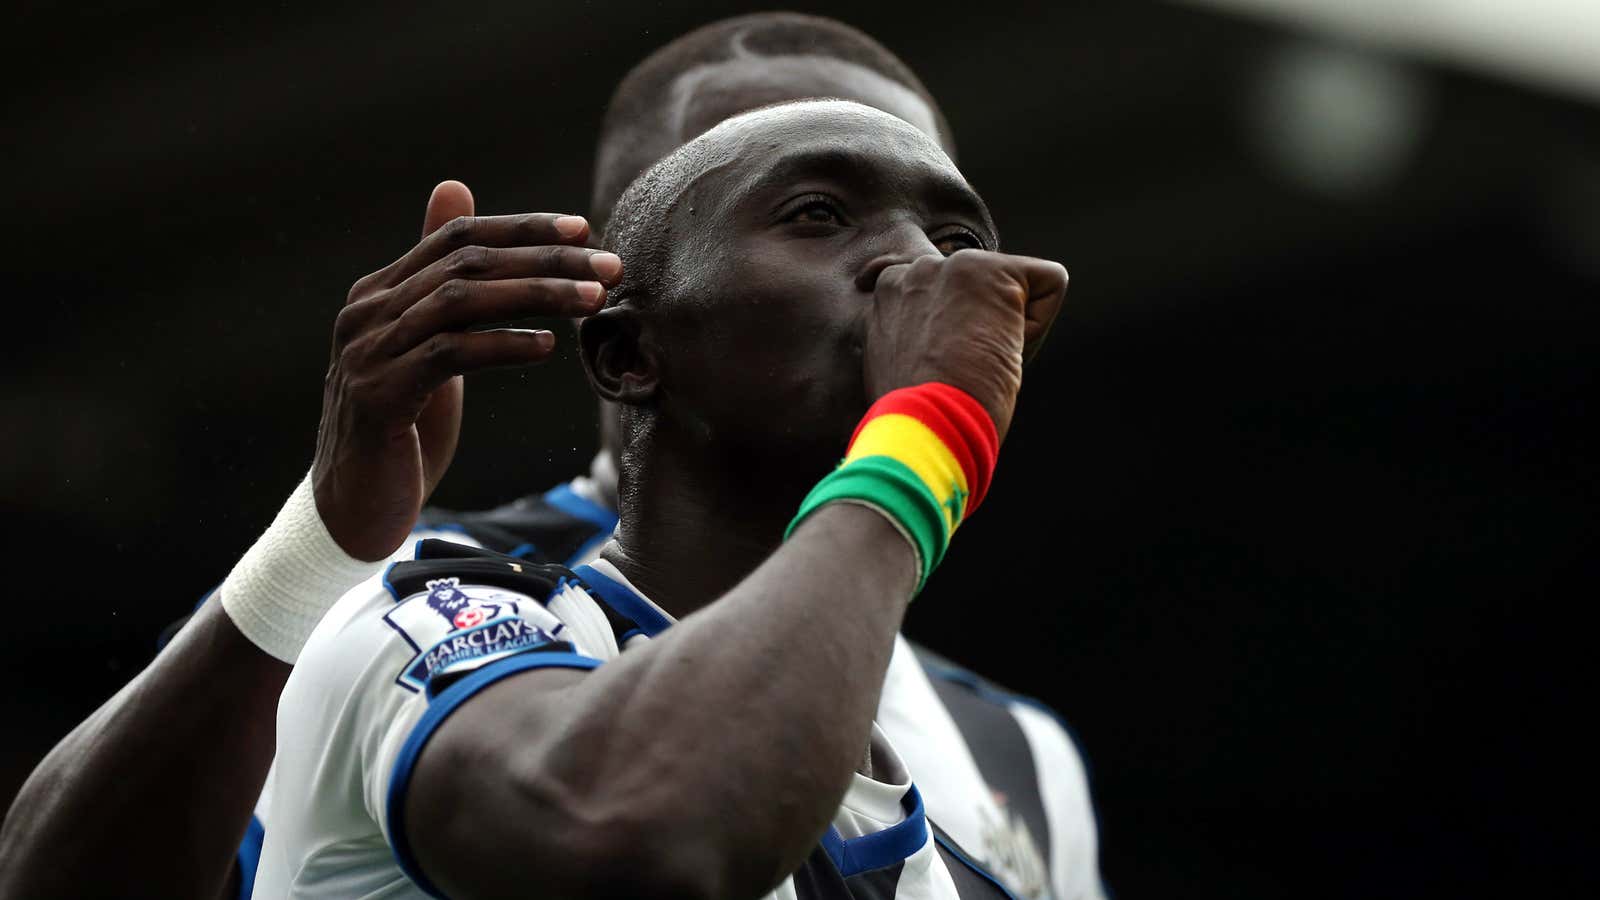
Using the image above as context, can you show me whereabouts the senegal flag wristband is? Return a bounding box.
[785,383,1000,592]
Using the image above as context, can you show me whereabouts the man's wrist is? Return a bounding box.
[785,382,1000,594]
[220,470,388,662]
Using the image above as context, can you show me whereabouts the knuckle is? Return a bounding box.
[445,244,491,276]
[908,254,944,279]
[440,215,476,246]
[346,271,379,304]
[943,249,983,272]
[524,213,557,238]
[539,244,575,271]
[423,334,459,366]
[437,278,472,305]
[332,303,366,344]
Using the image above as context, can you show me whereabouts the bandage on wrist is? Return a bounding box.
[785,383,999,592]
[219,471,387,662]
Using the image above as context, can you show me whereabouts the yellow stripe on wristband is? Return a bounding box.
[845,413,970,534]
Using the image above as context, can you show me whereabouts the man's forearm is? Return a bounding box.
[0,599,287,899]
[412,502,919,900]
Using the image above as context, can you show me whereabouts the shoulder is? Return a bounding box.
[910,642,1098,807]
[910,642,1092,765]
[293,540,628,704]
[267,540,651,877]
[911,642,1106,900]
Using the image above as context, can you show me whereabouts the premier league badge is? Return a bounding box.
[383,577,570,692]
[424,577,504,630]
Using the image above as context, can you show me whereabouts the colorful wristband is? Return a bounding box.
[787,455,949,589]
[786,383,999,592]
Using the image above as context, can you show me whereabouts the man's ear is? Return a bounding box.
[578,306,658,405]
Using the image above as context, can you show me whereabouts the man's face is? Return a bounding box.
[640,101,995,463]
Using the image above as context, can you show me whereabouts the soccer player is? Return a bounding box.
[254,97,1069,899]
[0,15,1100,900]
[415,18,1102,896]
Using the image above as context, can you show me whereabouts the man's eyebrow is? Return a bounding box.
[728,146,997,238]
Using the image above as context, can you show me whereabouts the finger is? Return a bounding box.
[422,181,475,238]
[1017,258,1069,362]
[382,245,621,317]
[384,278,606,354]
[873,262,910,298]
[381,213,595,287]
[396,329,559,395]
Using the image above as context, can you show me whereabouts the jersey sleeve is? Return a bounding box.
[269,540,636,896]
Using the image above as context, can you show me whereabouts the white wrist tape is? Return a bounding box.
[220,471,387,663]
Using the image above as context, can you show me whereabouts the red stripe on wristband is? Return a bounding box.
[848,383,1000,517]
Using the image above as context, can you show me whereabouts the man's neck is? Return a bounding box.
[602,439,829,620]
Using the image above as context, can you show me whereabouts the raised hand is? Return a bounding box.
[312,181,624,560]
[864,249,1067,441]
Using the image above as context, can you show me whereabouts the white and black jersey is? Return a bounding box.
[253,540,1020,899]
[234,466,1100,897]
[167,477,621,900]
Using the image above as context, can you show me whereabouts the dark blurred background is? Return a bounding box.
[3,1,1595,896]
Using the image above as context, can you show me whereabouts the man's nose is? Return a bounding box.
[855,224,943,293]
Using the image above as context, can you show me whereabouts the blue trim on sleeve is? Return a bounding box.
[234,814,265,900]
[934,830,1021,900]
[618,628,645,645]
[381,559,406,602]
[819,785,928,877]
[386,651,602,897]
[543,482,620,533]
[507,542,538,559]
[572,564,673,637]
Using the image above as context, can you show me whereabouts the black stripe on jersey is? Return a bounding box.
[385,540,575,602]
[792,845,906,900]
[918,654,1052,868]
[386,540,646,648]
[932,824,1019,900]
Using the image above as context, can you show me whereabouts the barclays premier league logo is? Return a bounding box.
[383,577,569,692]
[425,577,504,630]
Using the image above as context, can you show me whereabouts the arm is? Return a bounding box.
[0,600,284,900]
[0,181,612,898]
[404,251,1068,900]
[409,502,917,900]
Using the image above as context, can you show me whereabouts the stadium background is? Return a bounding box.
[3,1,1594,896]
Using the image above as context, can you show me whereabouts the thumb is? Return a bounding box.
[421,180,475,238]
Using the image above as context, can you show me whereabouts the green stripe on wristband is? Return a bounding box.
[785,455,950,591]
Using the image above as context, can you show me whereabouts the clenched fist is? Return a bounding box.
[864,249,1067,441]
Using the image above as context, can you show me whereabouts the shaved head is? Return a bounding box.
[591,13,954,228]
[580,97,995,483]
[601,99,976,313]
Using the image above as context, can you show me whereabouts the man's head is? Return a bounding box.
[581,100,995,473]
[584,13,956,471]
[591,12,955,233]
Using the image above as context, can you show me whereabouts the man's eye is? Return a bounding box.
[933,229,983,256]
[784,197,844,226]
